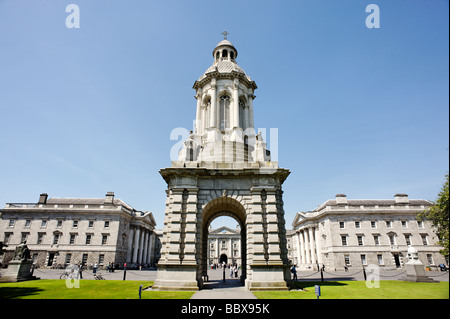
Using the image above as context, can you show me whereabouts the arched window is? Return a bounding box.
[222,49,228,58]
[204,100,211,128]
[216,51,220,60]
[239,100,245,129]
[230,51,234,60]
[219,95,230,131]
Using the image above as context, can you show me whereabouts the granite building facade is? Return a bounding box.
[0,192,159,269]
[290,193,447,271]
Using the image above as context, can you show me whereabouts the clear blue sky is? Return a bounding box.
[0,0,448,230]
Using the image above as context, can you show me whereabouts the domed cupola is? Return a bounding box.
[178,32,272,167]
[212,39,238,62]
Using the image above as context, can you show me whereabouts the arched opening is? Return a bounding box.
[200,196,247,288]
[222,49,228,58]
[219,254,228,264]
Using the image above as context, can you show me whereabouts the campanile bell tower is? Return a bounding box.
[176,34,273,167]
[153,34,291,291]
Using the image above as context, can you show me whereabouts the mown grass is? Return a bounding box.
[1,279,448,299]
[0,280,195,299]
[253,280,449,299]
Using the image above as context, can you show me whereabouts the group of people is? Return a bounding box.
[229,264,240,278]
[210,262,241,278]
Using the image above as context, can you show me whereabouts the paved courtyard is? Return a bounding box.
[30,266,448,283]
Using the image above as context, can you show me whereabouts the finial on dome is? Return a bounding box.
[222,30,229,40]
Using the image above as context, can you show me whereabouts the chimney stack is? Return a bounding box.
[335,194,347,205]
[104,192,115,205]
[38,193,48,205]
[394,193,409,204]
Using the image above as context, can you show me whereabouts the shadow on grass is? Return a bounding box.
[0,287,44,299]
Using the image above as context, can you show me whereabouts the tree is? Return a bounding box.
[418,174,449,257]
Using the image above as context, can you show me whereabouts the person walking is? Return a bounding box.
[291,264,298,281]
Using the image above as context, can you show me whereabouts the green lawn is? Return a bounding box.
[1,279,448,299]
[0,280,195,299]
[253,280,449,299]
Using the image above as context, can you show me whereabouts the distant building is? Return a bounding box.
[290,194,447,271]
[0,192,159,269]
[207,226,242,266]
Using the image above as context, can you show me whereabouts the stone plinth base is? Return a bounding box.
[152,263,199,291]
[403,263,438,283]
[0,260,39,283]
[246,264,290,291]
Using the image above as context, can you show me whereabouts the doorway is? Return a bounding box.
[393,253,401,268]
[219,254,228,264]
[47,253,55,267]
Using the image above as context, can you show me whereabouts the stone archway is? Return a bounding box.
[153,167,291,291]
[200,196,247,285]
[219,254,228,264]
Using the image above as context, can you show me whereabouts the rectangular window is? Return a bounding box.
[421,235,428,246]
[344,255,350,265]
[402,221,408,228]
[41,220,47,228]
[70,234,76,245]
[377,254,384,265]
[389,235,396,245]
[82,254,88,264]
[371,221,377,229]
[426,254,434,265]
[339,222,345,229]
[37,233,44,244]
[56,220,63,228]
[88,220,94,228]
[104,221,110,229]
[374,235,380,245]
[53,234,60,245]
[341,235,347,246]
[102,235,108,245]
[21,233,28,242]
[361,254,367,265]
[405,235,411,246]
[86,234,92,245]
[8,220,15,228]
[72,220,78,228]
[386,221,392,228]
[65,253,72,264]
[98,254,104,265]
[4,233,12,244]
[355,221,360,229]
[357,235,364,246]
[24,220,31,228]
[417,220,424,229]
